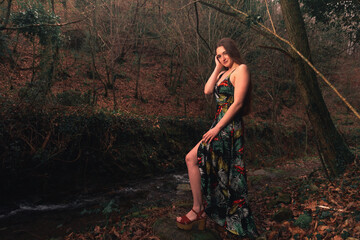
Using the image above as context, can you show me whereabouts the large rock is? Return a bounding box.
[153,217,221,240]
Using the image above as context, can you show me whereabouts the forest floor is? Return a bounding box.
[1,155,359,240]
[62,157,360,240]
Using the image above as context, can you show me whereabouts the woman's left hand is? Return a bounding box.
[202,126,221,144]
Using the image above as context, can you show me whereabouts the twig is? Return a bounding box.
[264,0,276,34]
[1,18,85,31]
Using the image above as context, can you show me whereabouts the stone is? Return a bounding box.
[177,184,191,192]
[251,169,275,178]
[309,184,319,192]
[272,208,294,222]
[276,193,292,204]
[153,217,221,240]
[294,214,312,229]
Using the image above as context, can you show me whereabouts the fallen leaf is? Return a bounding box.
[94,225,101,234]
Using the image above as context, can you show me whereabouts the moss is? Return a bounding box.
[294,213,312,229]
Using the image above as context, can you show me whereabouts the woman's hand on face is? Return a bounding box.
[202,126,221,144]
[215,55,223,69]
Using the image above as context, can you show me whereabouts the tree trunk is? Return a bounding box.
[279,0,354,177]
[0,0,12,29]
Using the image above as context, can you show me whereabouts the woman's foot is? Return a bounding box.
[176,206,207,230]
[176,206,202,222]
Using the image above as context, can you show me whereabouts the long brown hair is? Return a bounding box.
[216,38,252,116]
[216,38,243,65]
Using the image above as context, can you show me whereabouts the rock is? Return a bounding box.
[276,193,292,204]
[177,184,191,192]
[294,214,312,229]
[319,211,333,220]
[251,169,275,178]
[255,235,267,240]
[153,217,221,240]
[272,208,294,222]
[309,184,319,192]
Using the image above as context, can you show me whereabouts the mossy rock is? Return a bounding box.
[319,211,333,220]
[153,217,221,240]
[275,193,291,204]
[309,183,319,192]
[294,214,312,229]
[272,208,293,222]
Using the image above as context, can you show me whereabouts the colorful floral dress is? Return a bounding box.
[197,71,258,238]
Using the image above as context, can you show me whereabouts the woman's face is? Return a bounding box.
[216,46,233,68]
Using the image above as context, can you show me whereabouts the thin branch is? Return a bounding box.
[199,0,237,17]
[178,0,201,11]
[264,0,276,34]
[194,2,212,53]
[258,45,293,60]
[0,18,85,31]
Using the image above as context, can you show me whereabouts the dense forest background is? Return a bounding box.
[0,0,359,239]
[1,0,358,118]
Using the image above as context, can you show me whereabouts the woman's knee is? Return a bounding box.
[185,152,197,166]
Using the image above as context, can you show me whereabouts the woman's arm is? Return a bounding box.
[204,56,224,95]
[202,64,250,143]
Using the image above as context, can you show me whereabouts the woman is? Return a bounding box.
[176,38,258,238]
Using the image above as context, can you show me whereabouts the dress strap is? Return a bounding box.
[217,71,226,80]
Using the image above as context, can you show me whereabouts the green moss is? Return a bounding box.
[294,213,312,229]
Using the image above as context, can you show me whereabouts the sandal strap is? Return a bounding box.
[177,214,191,224]
[177,208,207,225]
[191,208,206,220]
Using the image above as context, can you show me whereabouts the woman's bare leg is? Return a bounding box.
[177,140,204,222]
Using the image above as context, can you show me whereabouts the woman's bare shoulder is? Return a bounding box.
[235,64,249,73]
[231,64,250,85]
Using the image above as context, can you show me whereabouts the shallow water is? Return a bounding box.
[0,172,189,240]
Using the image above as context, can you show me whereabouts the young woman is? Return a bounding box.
[176,38,258,238]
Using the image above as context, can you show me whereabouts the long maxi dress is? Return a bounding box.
[197,70,258,237]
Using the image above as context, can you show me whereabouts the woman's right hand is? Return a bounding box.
[215,55,223,69]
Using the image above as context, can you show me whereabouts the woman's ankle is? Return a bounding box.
[192,204,204,213]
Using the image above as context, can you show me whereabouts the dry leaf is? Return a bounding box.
[94,226,101,234]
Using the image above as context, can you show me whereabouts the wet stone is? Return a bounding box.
[153,217,221,240]
[272,208,294,222]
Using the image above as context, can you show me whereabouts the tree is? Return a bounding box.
[279,0,354,177]
[10,1,62,103]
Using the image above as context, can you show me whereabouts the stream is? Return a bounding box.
[0,172,190,240]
